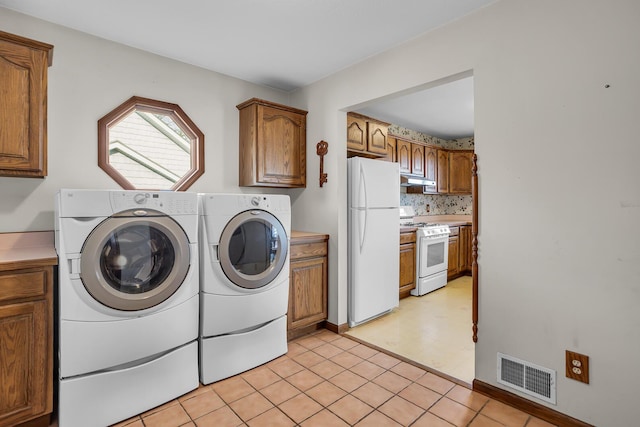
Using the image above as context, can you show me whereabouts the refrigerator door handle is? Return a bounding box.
[358,209,367,252]
[358,164,368,251]
[359,163,368,210]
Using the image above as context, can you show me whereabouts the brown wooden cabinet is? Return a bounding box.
[447,224,472,280]
[0,264,54,427]
[288,232,329,339]
[459,225,471,273]
[423,146,438,193]
[0,31,53,178]
[237,98,307,188]
[383,136,397,162]
[399,230,416,299]
[447,226,460,280]
[346,113,389,157]
[437,149,449,194]
[396,139,411,173]
[346,113,367,151]
[448,151,473,194]
[410,144,425,177]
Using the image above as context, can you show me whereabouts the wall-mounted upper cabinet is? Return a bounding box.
[346,112,389,158]
[237,98,307,188]
[448,151,473,194]
[0,31,53,178]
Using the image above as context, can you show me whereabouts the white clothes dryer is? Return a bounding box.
[55,189,199,427]
[198,193,290,384]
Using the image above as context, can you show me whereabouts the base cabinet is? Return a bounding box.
[288,232,329,339]
[447,225,472,280]
[399,230,416,298]
[0,265,53,427]
[447,227,460,280]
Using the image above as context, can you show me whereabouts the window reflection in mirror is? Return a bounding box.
[98,96,204,191]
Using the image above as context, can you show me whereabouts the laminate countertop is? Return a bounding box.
[414,214,473,227]
[0,231,57,271]
[291,231,329,242]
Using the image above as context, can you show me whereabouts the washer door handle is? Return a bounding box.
[210,244,220,263]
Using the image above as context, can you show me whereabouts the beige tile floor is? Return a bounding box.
[345,276,475,384]
[95,329,555,427]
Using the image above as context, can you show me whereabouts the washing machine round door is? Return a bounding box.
[219,210,288,289]
[80,209,191,311]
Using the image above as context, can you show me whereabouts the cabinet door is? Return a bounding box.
[449,151,473,194]
[367,121,388,155]
[396,140,411,174]
[399,242,416,297]
[459,226,470,273]
[0,300,50,426]
[288,256,328,330]
[347,114,367,151]
[411,144,425,177]
[257,104,306,187]
[437,149,449,194]
[383,137,397,162]
[447,235,459,279]
[0,33,53,178]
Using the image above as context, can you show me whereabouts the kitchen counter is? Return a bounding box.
[291,230,329,241]
[0,231,58,270]
[414,214,472,227]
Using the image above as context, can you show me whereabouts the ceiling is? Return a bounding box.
[0,0,491,139]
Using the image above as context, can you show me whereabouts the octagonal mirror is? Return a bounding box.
[98,96,204,191]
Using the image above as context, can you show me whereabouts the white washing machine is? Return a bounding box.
[54,189,199,427]
[198,193,290,384]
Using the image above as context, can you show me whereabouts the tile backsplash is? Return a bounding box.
[400,192,472,216]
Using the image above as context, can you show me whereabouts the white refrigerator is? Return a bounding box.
[348,157,400,327]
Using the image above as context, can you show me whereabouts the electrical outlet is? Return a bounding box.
[566,350,589,384]
[426,204,430,213]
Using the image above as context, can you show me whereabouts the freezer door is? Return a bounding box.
[348,207,399,326]
[348,157,400,209]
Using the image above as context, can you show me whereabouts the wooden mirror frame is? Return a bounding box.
[98,96,204,191]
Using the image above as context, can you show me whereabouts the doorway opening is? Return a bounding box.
[344,72,478,385]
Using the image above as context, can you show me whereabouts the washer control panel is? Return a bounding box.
[111,191,197,214]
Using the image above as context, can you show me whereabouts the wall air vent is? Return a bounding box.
[497,353,556,404]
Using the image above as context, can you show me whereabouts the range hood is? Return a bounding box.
[400,173,436,187]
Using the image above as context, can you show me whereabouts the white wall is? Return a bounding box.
[0,8,292,233]
[292,0,640,425]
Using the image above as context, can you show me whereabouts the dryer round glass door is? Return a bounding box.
[218,210,288,289]
[80,210,191,310]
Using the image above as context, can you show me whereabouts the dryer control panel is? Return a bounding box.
[111,191,197,215]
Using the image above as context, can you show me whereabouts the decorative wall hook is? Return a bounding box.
[316,140,328,187]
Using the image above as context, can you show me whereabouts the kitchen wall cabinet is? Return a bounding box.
[410,144,425,177]
[288,232,329,339]
[396,139,411,173]
[399,230,416,299]
[0,264,54,427]
[447,226,460,280]
[0,31,53,178]
[437,149,449,194]
[396,138,426,177]
[346,112,389,158]
[383,136,397,162]
[448,151,473,194]
[237,98,307,188]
